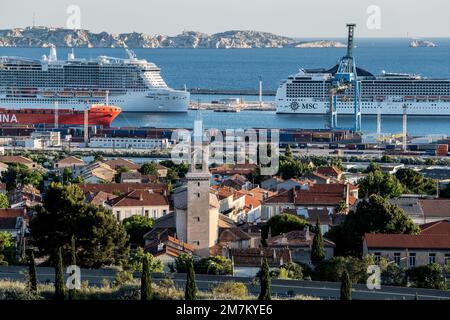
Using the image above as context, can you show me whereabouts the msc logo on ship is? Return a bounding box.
[289,102,317,111]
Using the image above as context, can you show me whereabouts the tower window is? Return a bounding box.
[198,182,200,187]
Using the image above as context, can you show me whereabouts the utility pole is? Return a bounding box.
[377,105,382,136]
[258,76,263,107]
[84,107,89,147]
[54,101,59,129]
[402,104,408,152]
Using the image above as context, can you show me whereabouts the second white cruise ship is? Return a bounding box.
[276,26,450,116]
[0,47,189,112]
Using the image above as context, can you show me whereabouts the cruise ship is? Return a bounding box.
[276,26,450,116]
[0,47,189,112]
[276,67,450,116]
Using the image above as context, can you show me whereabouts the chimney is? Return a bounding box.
[139,192,143,201]
[305,226,311,241]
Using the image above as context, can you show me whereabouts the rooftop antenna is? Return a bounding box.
[32,12,36,27]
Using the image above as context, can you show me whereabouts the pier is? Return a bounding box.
[185,88,276,96]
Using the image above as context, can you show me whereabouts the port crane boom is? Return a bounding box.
[327,24,362,133]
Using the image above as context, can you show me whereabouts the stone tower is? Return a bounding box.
[185,144,218,256]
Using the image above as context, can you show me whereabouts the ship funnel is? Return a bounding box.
[346,23,356,59]
[49,45,58,62]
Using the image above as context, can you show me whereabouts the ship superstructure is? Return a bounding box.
[0,48,189,112]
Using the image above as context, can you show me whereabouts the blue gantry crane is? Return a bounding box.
[327,24,362,132]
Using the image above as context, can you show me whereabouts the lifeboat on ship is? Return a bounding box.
[41,91,56,97]
[58,90,74,97]
[404,96,415,101]
[375,96,385,102]
[416,96,427,101]
[440,96,450,101]
[75,91,92,98]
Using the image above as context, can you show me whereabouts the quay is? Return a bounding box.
[186,88,276,96]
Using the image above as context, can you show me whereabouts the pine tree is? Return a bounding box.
[28,251,38,295]
[185,259,197,300]
[311,217,325,264]
[258,258,272,300]
[68,235,77,300]
[141,254,153,300]
[340,270,352,300]
[54,247,65,300]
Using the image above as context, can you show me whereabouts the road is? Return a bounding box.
[1,266,449,300]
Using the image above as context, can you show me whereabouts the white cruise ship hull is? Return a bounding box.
[276,97,450,116]
[0,89,189,113]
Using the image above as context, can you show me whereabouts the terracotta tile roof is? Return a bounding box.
[56,156,85,166]
[219,227,251,242]
[211,185,244,201]
[0,156,34,165]
[317,166,342,177]
[239,188,276,202]
[218,214,236,229]
[267,230,335,248]
[419,199,450,218]
[264,183,357,206]
[0,209,26,218]
[229,248,292,267]
[107,190,169,207]
[103,158,141,171]
[210,164,258,175]
[303,172,330,182]
[78,183,167,195]
[145,234,194,257]
[364,232,450,250]
[85,191,117,206]
[420,220,450,235]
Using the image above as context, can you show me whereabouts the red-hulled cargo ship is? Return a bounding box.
[0,105,121,127]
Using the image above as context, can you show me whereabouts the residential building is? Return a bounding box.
[0,156,36,169]
[261,183,358,221]
[103,158,141,172]
[154,163,168,178]
[267,229,335,265]
[85,191,117,207]
[54,156,85,171]
[238,188,276,223]
[222,174,252,191]
[418,199,450,223]
[120,172,157,184]
[302,172,331,185]
[363,220,450,268]
[8,184,42,208]
[316,166,343,181]
[78,182,167,195]
[79,162,116,183]
[144,231,195,272]
[210,163,258,176]
[0,208,28,259]
[277,178,307,191]
[30,131,61,147]
[260,177,285,191]
[229,248,292,277]
[210,185,246,221]
[105,189,170,221]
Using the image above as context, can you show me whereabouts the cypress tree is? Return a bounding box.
[311,217,325,264]
[54,247,65,300]
[141,254,153,300]
[340,270,352,300]
[68,235,77,300]
[258,258,272,300]
[28,251,38,295]
[185,259,197,300]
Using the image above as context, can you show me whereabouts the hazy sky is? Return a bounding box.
[0,0,448,38]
